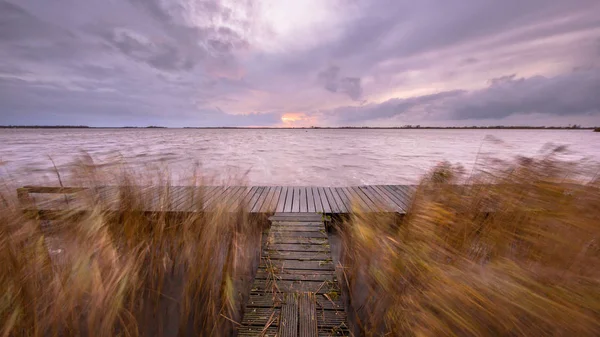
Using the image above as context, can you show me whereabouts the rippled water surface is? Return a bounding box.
[1,129,598,186]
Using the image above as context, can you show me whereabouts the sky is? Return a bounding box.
[0,0,599,127]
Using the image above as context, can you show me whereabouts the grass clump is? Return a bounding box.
[0,158,265,336]
[339,149,600,336]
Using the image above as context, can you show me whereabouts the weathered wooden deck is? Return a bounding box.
[239,213,348,336]
[19,185,415,214]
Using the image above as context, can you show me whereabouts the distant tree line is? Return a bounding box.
[308,125,597,130]
[0,125,90,129]
[0,125,166,129]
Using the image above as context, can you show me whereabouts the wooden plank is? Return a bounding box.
[264,260,334,271]
[279,293,298,337]
[299,293,318,337]
[265,251,332,260]
[352,186,379,211]
[270,225,323,232]
[306,187,316,213]
[292,187,301,213]
[267,232,327,239]
[220,186,243,210]
[311,187,323,213]
[240,326,349,337]
[202,186,229,210]
[395,185,415,207]
[239,307,346,328]
[171,186,195,211]
[390,184,411,200]
[322,188,339,213]
[247,186,265,211]
[284,187,294,212]
[383,185,409,211]
[253,281,330,294]
[264,244,330,252]
[317,188,331,213]
[277,187,288,213]
[332,188,350,213]
[263,236,329,245]
[231,186,253,210]
[342,187,368,212]
[368,185,402,212]
[240,306,278,327]
[251,186,270,213]
[270,187,283,213]
[270,214,323,222]
[270,221,323,226]
[375,185,406,211]
[238,326,278,337]
[300,187,308,213]
[258,187,276,213]
[255,269,336,281]
[236,186,257,211]
[246,293,344,310]
[379,185,408,211]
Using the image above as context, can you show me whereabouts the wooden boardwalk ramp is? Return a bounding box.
[238,213,349,337]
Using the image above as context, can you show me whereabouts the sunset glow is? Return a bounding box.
[281,112,312,125]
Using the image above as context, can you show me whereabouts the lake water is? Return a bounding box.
[1,129,598,186]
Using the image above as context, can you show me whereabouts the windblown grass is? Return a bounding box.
[0,158,265,337]
[338,148,600,336]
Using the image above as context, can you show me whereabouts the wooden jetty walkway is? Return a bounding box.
[239,213,348,336]
[19,185,414,336]
[18,185,415,214]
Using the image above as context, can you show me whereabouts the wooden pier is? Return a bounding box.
[18,185,415,336]
[239,213,348,336]
[18,185,415,214]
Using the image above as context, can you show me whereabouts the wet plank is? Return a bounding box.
[284,187,294,213]
[259,186,276,213]
[333,188,350,212]
[375,185,407,211]
[252,186,270,213]
[255,269,336,281]
[292,187,301,213]
[245,293,344,311]
[299,292,318,337]
[300,187,308,213]
[264,251,332,260]
[247,186,265,211]
[317,187,332,213]
[277,187,289,213]
[306,188,316,213]
[364,185,400,212]
[383,185,409,211]
[323,188,340,213]
[279,293,298,337]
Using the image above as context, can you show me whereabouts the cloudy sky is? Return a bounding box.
[1,0,599,127]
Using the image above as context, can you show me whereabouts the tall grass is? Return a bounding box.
[0,158,265,336]
[338,149,600,336]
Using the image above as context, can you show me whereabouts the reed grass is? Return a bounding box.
[0,159,266,337]
[338,149,600,336]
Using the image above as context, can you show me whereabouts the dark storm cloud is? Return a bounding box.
[324,69,600,124]
[450,70,600,120]
[101,28,196,71]
[330,90,466,124]
[317,65,363,100]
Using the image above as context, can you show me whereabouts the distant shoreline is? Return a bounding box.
[0,125,597,130]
